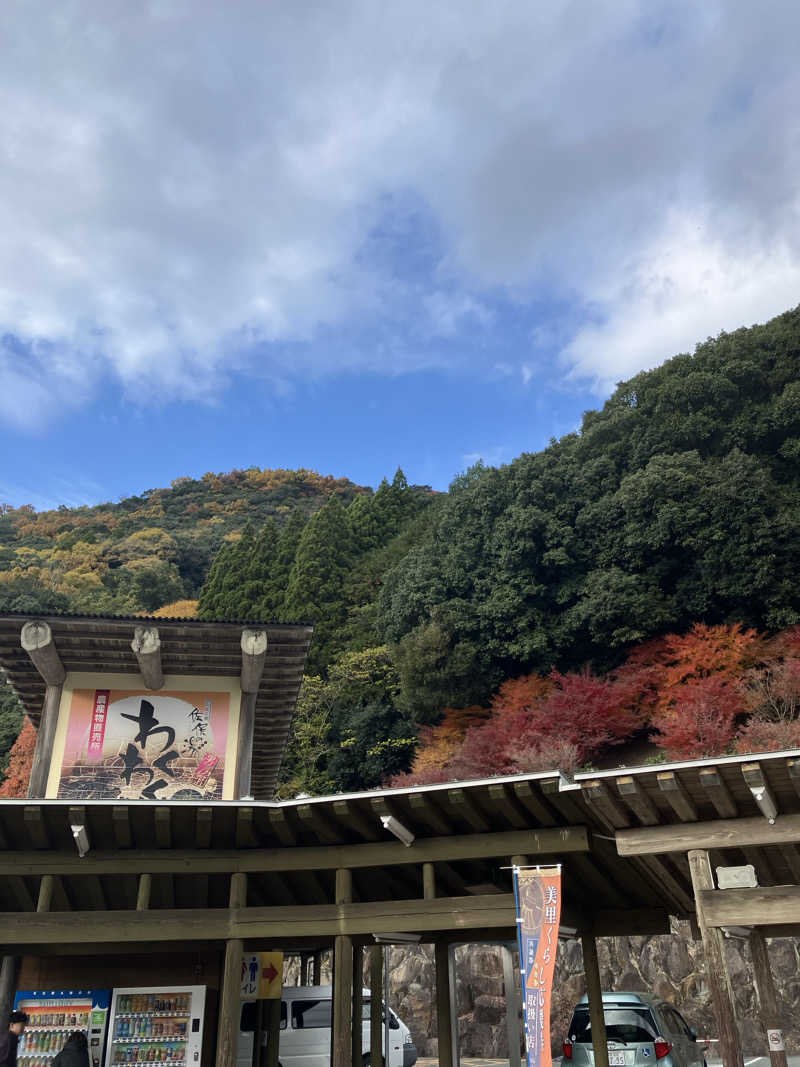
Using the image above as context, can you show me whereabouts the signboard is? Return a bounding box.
[242,952,283,1000]
[513,865,561,1067]
[54,683,235,800]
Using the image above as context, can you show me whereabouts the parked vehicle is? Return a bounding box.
[237,985,417,1067]
[562,992,705,1067]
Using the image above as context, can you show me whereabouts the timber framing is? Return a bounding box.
[0,611,314,797]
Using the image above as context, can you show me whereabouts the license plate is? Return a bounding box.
[608,1053,626,1066]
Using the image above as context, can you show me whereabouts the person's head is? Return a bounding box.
[66,1031,88,1051]
[9,1011,27,1035]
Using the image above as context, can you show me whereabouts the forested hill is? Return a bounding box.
[0,468,370,617]
[1,305,800,794]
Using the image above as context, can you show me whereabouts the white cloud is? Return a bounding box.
[1,1,799,418]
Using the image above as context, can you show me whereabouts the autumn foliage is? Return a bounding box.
[0,717,36,797]
[390,623,800,787]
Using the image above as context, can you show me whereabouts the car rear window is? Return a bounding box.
[568,1006,659,1044]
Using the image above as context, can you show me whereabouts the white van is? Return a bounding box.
[237,985,417,1067]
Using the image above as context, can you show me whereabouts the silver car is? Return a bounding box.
[562,992,706,1067]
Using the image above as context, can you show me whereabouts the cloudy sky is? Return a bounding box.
[2,0,799,505]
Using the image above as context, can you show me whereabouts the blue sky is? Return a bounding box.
[2,2,800,506]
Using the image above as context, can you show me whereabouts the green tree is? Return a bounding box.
[283,496,352,670]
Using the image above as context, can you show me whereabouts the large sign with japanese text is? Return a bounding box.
[48,674,240,800]
[513,865,561,1067]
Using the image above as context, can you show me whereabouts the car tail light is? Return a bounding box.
[654,1039,672,1059]
[562,1041,573,1060]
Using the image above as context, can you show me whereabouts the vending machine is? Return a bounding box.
[105,986,206,1067]
[15,989,111,1067]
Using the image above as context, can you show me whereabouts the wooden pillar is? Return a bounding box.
[370,946,383,1067]
[352,942,364,1067]
[0,955,18,1030]
[422,862,436,901]
[749,930,788,1067]
[28,681,63,799]
[37,874,54,914]
[216,873,247,1067]
[264,998,282,1067]
[313,951,322,985]
[435,942,455,1067]
[136,873,152,912]
[688,850,743,1067]
[581,933,609,1067]
[333,870,354,1067]
[252,1000,264,1067]
[501,944,522,1067]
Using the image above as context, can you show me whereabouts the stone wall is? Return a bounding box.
[385,926,800,1058]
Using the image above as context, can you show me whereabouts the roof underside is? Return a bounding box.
[0,612,314,799]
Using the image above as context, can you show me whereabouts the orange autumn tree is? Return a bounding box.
[0,717,36,797]
[390,706,490,785]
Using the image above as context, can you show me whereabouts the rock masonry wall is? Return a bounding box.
[385,925,800,1058]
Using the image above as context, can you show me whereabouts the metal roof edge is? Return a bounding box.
[571,747,800,782]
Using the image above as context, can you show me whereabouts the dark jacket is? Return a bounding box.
[52,1041,90,1067]
[0,1030,20,1067]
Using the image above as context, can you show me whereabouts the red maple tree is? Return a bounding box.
[0,717,37,797]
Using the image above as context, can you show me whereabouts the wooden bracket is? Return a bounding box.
[131,626,164,690]
[21,621,65,685]
[241,629,268,694]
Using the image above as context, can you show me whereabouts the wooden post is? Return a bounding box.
[501,944,522,1067]
[252,999,264,1067]
[27,682,63,799]
[0,956,18,1030]
[264,998,282,1067]
[749,930,788,1067]
[333,870,354,1067]
[435,942,455,1067]
[422,862,436,901]
[37,874,54,913]
[312,952,322,985]
[581,933,609,1067]
[688,850,743,1067]
[352,942,363,1067]
[136,873,152,912]
[216,873,247,1067]
[370,946,382,1067]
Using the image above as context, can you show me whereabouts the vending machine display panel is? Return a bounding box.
[15,989,111,1067]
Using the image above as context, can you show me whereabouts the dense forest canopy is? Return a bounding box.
[1,306,799,794]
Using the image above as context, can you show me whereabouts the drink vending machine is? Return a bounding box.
[14,989,111,1067]
[105,986,206,1066]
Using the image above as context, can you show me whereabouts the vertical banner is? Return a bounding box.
[513,865,561,1067]
[87,690,110,762]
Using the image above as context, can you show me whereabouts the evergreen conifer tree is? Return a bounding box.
[347,493,382,555]
[283,496,352,668]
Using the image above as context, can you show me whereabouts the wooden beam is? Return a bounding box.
[27,682,62,799]
[698,768,738,819]
[749,929,788,1067]
[332,800,381,842]
[615,776,659,825]
[617,812,800,856]
[268,808,297,846]
[0,892,518,944]
[448,789,490,832]
[241,629,268,693]
[0,826,590,877]
[513,781,559,825]
[21,620,65,684]
[137,873,152,912]
[699,884,800,928]
[786,759,800,802]
[656,771,698,821]
[743,762,779,822]
[112,807,133,849]
[487,784,530,829]
[236,807,258,849]
[581,780,629,828]
[36,875,54,913]
[298,804,344,845]
[24,806,50,849]
[406,794,450,836]
[131,626,164,690]
[688,850,744,1067]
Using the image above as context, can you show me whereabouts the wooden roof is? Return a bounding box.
[0,612,314,799]
[2,752,800,950]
